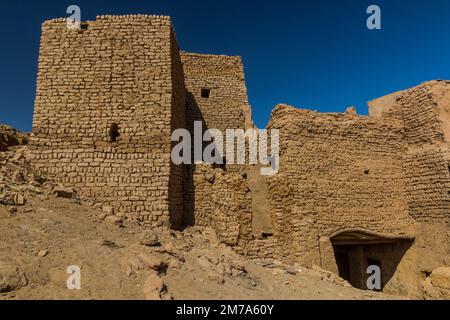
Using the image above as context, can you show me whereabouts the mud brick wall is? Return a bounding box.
[185,163,278,260]
[210,169,253,247]
[181,52,255,230]
[180,52,254,190]
[29,15,185,227]
[180,52,252,134]
[399,82,450,224]
[370,81,450,224]
[264,105,415,265]
[183,164,215,227]
[168,28,187,229]
[185,164,253,247]
[398,82,446,145]
[403,147,450,223]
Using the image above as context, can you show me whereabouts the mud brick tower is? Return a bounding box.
[29,15,186,228]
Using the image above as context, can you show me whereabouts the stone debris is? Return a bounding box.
[138,253,167,273]
[142,272,167,300]
[105,215,123,227]
[311,265,352,288]
[159,242,185,262]
[0,260,27,293]
[430,267,450,290]
[102,206,114,215]
[0,125,28,152]
[0,146,47,208]
[345,106,357,115]
[37,250,48,258]
[422,267,450,299]
[139,232,160,247]
[52,185,75,199]
[13,193,25,205]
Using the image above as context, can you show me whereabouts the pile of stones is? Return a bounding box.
[0,126,47,209]
[0,146,47,207]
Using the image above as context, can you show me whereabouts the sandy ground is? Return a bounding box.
[0,195,404,300]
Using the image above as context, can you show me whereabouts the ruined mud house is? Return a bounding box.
[29,15,450,293]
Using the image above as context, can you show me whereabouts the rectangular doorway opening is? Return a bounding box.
[331,233,413,291]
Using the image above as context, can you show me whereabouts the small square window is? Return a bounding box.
[201,88,210,99]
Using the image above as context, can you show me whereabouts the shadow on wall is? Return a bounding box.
[330,232,414,290]
[183,164,195,227]
[182,91,216,228]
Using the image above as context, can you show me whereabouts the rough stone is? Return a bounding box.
[105,216,123,227]
[345,106,357,115]
[430,267,450,290]
[139,233,160,247]
[142,272,165,300]
[102,206,114,215]
[0,261,27,293]
[52,185,74,199]
[138,253,167,273]
[13,193,25,206]
[37,250,48,258]
[0,125,27,152]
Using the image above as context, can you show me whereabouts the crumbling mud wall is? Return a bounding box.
[205,165,253,247]
[181,52,255,230]
[264,105,415,266]
[403,148,450,222]
[29,15,185,228]
[399,83,450,223]
[369,81,450,224]
[183,165,250,243]
[184,164,277,259]
[368,81,450,297]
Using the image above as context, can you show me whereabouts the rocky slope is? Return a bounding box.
[0,125,28,152]
[0,194,400,300]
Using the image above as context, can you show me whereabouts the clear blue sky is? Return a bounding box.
[1,0,450,131]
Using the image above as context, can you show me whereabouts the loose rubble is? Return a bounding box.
[0,146,47,207]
